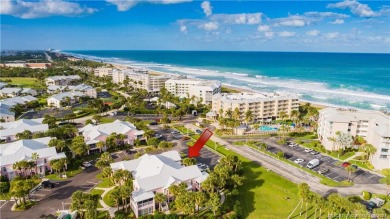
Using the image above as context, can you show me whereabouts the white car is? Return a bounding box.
[304,148,313,153]
[155,134,163,139]
[288,143,296,147]
[294,158,304,164]
[82,162,92,167]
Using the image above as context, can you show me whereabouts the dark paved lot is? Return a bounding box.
[0,167,100,219]
[20,108,72,119]
[227,138,381,184]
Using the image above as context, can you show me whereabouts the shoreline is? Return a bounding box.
[66,53,341,110]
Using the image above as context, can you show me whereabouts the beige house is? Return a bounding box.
[110,151,208,218]
[317,108,390,170]
[212,92,299,122]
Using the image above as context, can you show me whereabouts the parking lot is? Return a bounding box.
[149,125,221,169]
[230,139,382,184]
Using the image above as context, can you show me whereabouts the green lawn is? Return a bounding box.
[45,168,84,180]
[100,117,116,124]
[90,189,105,208]
[103,189,116,207]
[0,77,45,88]
[96,173,113,188]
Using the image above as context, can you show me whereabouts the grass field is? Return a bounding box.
[103,189,116,207]
[0,77,45,88]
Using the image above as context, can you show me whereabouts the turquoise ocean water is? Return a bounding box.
[65,50,390,110]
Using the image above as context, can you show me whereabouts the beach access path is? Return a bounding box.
[183,123,388,196]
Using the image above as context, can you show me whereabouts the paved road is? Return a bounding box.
[44,52,53,62]
[183,123,388,196]
[1,168,100,219]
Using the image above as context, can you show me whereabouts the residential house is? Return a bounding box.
[110,151,208,218]
[0,118,49,142]
[0,137,66,180]
[47,84,97,98]
[78,120,145,154]
[45,75,81,86]
[0,96,38,122]
[47,91,85,108]
[0,87,37,97]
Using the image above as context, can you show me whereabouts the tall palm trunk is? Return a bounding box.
[299,200,303,216]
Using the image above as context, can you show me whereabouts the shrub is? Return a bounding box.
[362,191,372,200]
[0,181,10,193]
[381,168,390,176]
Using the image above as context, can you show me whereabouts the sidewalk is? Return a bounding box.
[95,186,117,218]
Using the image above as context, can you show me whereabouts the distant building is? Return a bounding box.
[2,61,51,69]
[0,96,38,122]
[317,108,390,170]
[78,120,145,153]
[47,91,86,108]
[110,151,208,218]
[0,118,49,142]
[94,67,113,77]
[0,87,37,97]
[66,57,82,62]
[165,77,221,105]
[70,84,97,98]
[212,92,299,122]
[26,63,52,69]
[45,75,81,86]
[0,137,66,180]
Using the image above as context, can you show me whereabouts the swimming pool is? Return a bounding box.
[259,126,278,131]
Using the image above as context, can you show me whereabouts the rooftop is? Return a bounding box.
[48,91,85,101]
[0,118,49,139]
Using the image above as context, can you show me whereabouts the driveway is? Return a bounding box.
[20,108,72,119]
[0,167,100,219]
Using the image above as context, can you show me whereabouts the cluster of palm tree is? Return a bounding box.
[217,107,244,135]
[105,132,126,151]
[12,160,36,179]
[71,190,101,219]
[291,183,369,219]
[108,169,134,214]
[10,178,36,208]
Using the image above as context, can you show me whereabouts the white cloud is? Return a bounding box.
[306,30,321,36]
[201,1,212,17]
[328,0,378,17]
[332,19,345,24]
[277,18,306,27]
[212,13,263,25]
[278,31,296,38]
[257,25,270,32]
[0,0,97,19]
[107,0,191,11]
[180,25,187,34]
[199,22,219,31]
[303,11,349,19]
[264,32,274,39]
[325,32,340,39]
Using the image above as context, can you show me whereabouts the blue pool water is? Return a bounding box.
[259,126,278,131]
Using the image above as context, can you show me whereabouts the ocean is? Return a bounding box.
[65,50,390,110]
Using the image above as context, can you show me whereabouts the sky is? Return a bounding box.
[1,0,390,53]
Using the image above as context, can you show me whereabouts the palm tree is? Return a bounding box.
[245,110,253,124]
[233,107,241,123]
[225,108,233,118]
[345,165,357,182]
[364,144,377,161]
[194,192,206,212]
[102,166,113,186]
[96,141,105,153]
[278,124,290,141]
[298,183,310,216]
[110,187,121,211]
[290,110,300,125]
[279,111,287,123]
[154,192,167,212]
[31,152,39,175]
[144,130,155,141]
[218,108,224,119]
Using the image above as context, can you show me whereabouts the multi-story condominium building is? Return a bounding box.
[212,92,299,122]
[0,87,37,97]
[47,91,86,108]
[0,118,49,142]
[94,67,114,77]
[45,75,81,86]
[317,108,390,170]
[0,96,38,122]
[111,68,171,94]
[1,62,51,69]
[0,137,66,180]
[110,151,208,218]
[78,120,145,154]
[165,77,221,105]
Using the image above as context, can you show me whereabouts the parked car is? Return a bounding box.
[149,121,158,125]
[367,197,385,210]
[41,180,55,188]
[317,168,329,174]
[304,148,313,153]
[294,158,304,164]
[155,134,163,139]
[171,130,179,134]
[341,162,351,167]
[306,159,320,169]
[288,143,296,147]
[310,151,320,155]
[181,136,190,141]
[83,161,92,167]
[126,150,136,155]
[196,129,203,134]
[283,153,292,159]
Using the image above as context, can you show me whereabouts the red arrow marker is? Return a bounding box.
[188,129,213,158]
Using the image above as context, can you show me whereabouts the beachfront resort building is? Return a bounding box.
[0,87,37,97]
[45,75,81,86]
[47,91,86,108]
[165,77,221,105]
[0,118,49,142]
[0,96,38,122]
[110,151,208,218]
[78,120,145,154]
[0,137,66,180]
[317,108,390,170]
[94,67,114,77]
[212,92,299,122]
